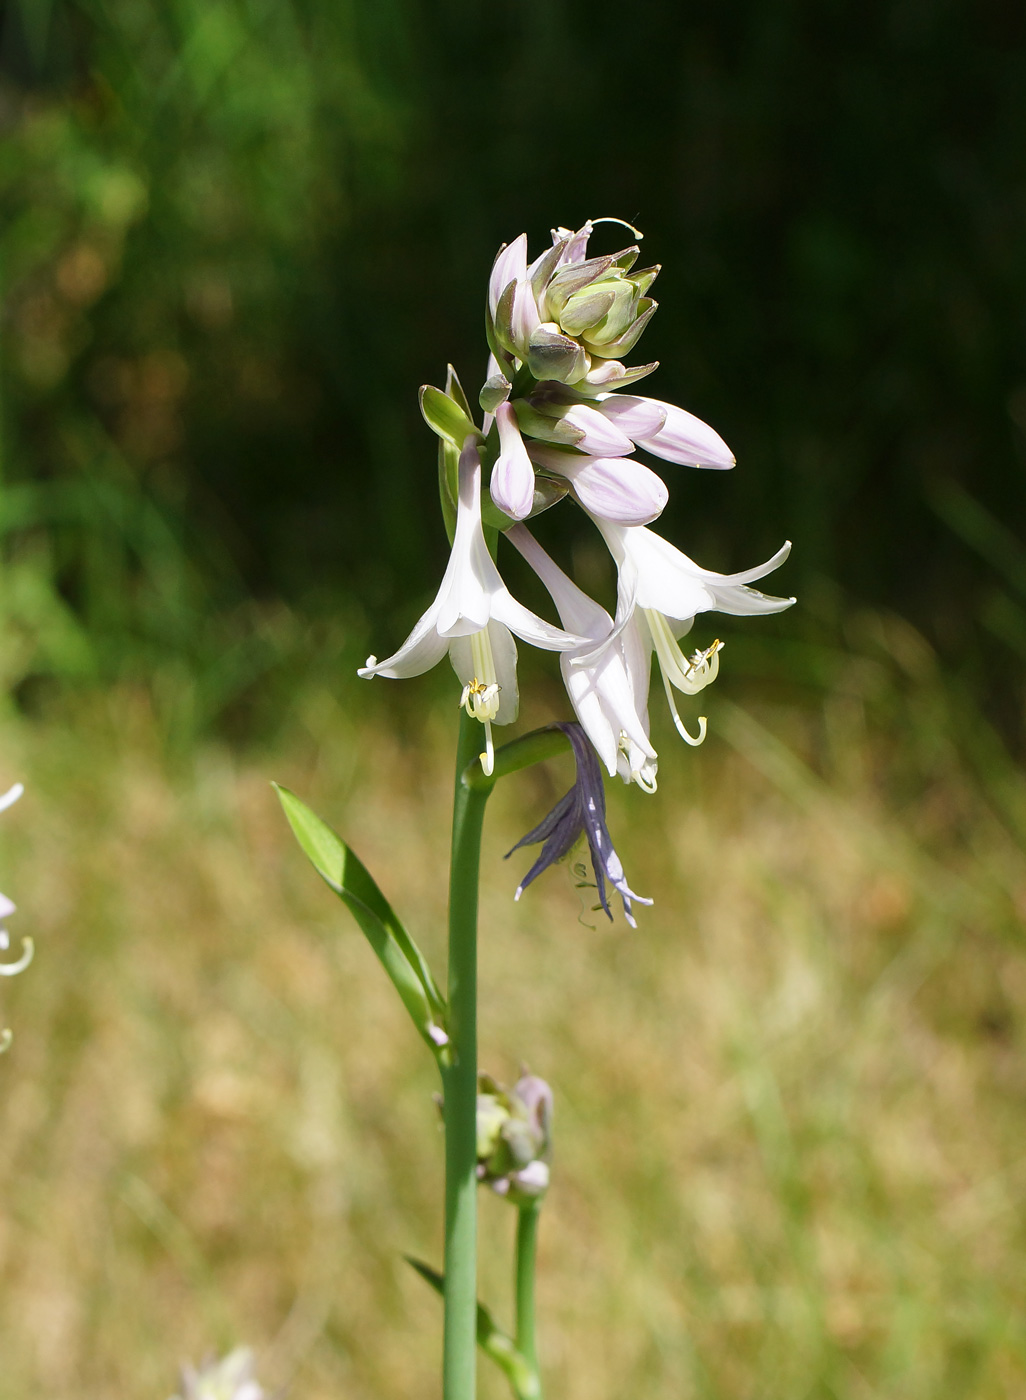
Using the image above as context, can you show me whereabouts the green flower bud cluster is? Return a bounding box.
[487,220,661,391]
[476,1071,553,1204]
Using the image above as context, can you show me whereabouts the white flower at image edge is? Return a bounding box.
[0,782,31,1024]
[588,520,795,744]
[359,440,587,775]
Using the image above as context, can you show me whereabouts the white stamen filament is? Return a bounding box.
[644,611,723,748]
[644,611,722,695]
[459,628,502,776]
[0,935,34,977]
[618,732,658,793]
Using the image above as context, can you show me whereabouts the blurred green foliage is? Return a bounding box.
[1,0,1026,732]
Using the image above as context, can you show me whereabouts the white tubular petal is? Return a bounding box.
[449,620,520,725]
[560,655,620,776]
[561,456,668,527]
[600,524,793,620]
[488,234,528,320]
[506,524,611,639]
[491,589,589,652]
[705,540,793,585]
[633,400,736,469]
[490,403,536,520]
[437,441,498,635]
[0,784,24,814]
[705,583,797,616]
[561,403,634,457]
[487,620,520,724]
[595,394,667,440]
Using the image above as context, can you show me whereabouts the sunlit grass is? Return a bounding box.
[1,627,1025,1399]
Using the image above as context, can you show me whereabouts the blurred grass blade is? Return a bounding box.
[405,1258,541,1400]
[274,785,448,1054]
[928,478,1026,600]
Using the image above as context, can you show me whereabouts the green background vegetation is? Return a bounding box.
[2,1,1026,1396]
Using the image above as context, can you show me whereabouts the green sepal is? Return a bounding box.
[511,399,584,448]
[420,384,481,450]
[406,1258,542,1400]
[492,278,518,355]
[545,253,616,318]
[485,305,516,376]
[479,372,512,414]
[529,236,568,315]
[558,286,616,336]
[629,263,661,297]
[574,358,660,396]
[525,324,589,384]
[439,438,459,544]
[446,364,474,422]
[577,279,637,347]
[611,244,640,272]
[274,786,450,1059]
[583,297,657,358]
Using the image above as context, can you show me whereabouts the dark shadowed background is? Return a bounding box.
[2,0,1025,733]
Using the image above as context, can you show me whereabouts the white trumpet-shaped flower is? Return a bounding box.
[586,521,795,746]
[507,525,658,791]
[359,440,586,774]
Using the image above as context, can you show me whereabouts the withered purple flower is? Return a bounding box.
[506,722,652,927]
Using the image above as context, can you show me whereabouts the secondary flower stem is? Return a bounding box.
[443,711,490,1400]
[515,1201,543,1397]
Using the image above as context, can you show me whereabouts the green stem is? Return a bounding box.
[514,1202,542,1394]
[442,712,491,1400]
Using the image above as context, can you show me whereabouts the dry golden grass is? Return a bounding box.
[1,631,1026,1399]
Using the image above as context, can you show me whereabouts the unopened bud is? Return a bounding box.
[472,1069,554,1204]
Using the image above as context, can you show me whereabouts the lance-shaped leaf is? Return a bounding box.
[406,1258,541,1400]
[274,786,449,1056]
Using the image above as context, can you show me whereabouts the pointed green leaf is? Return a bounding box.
[274,786,448,1055]
[446,364,474,422]
[420,385,481,450]
[439,438,459,544]
[405,1258,541,1400]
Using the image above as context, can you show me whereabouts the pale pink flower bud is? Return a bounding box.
[490,402,536,520]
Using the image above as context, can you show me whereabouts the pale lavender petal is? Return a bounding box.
[557,456,668,527]
[560,403,634,456]
[490,402,536,520]
[506,523,611,639]
[594,394,667,440]
[555,221,593,266]
[632,399,736,469]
